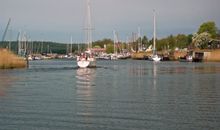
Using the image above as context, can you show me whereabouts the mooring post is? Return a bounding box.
[25,52,29,68]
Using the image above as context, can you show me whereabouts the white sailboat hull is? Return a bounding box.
[77,60,90,68]
[77,56,96,68]
[152,55,161,62]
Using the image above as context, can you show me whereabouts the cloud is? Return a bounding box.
[0,0,219,42]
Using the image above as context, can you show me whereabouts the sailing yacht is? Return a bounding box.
[152,10,161,62]
[77,0,96,68]
[110,30,118,60]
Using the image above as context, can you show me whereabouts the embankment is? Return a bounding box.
[204,49,220,62]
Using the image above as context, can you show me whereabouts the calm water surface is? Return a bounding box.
[0,60,220,130]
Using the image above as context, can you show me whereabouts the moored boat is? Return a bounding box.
[179,55,193,62]
[77,0,96,68]
[152,10,161,62]
[77,50,96,68]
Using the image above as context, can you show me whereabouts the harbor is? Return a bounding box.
[1,0,220,129]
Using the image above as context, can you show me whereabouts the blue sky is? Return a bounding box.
[0,0,219,43]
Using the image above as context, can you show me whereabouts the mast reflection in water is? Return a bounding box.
[0,60,219,130]
[75,68,96,123]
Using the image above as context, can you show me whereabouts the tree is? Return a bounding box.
[167,35,175,50]
[217,30,220,39]
[142,36,148,48]
[148,38,153,48]
[93,39,113,48]
[106,44,114,54]
[198,21,218,38]
[156,38,168,51]
[187,34,193,44]
[192,32,211,49]
[175,34,188,49]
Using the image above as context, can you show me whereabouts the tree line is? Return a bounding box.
[0,41,87,54]
[92,21,220,53]
[1,21,219,54]
[138,21,219,51]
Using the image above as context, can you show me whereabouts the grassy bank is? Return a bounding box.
[0,49,26,69]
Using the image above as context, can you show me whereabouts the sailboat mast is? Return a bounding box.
[113,30,116,55]
[41,40,43,54]
[153,10,156,54]
[17,31,21,55]
[70,36,73,54]
[138,27,141,52]
[85,0,92,50]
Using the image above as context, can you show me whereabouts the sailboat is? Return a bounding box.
[77,0,96,68]
[110,30,118,60]
[151,10,161,62]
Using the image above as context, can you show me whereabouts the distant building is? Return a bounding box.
[192,49,220,62]
[91,48,106,55]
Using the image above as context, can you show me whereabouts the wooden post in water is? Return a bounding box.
[25,52,29,68]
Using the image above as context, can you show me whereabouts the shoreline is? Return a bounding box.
[131,49,220,62]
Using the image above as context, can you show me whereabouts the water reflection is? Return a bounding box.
[129,63,149,76]
[153,62,157,88]
[0,60,219,130]
[158,63,188,75]
[75,68,96,99]
[193,65,220,74]
[75,68,96,121]
[0,71,17,96]
[76,68,96,88]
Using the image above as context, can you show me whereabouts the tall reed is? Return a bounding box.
[0,49,26,69]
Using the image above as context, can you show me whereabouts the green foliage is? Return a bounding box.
[153,34,192,51]
[175,34,189,48]
[106,44,114,53]
[156,38,168,51]
[187,34,193,44]
[198,21,218,38]
[0,41,86,54]
[93,45,101,48]
[5,21,218,53]
[148,38,153,48]
[192,32,211,49]
[0,41,18,51]
[217,31,220,39]
[92,38,114,54]
[142,36,149,47]
[93,39,113,48]
[1,33,193,54]
[167,35,175,50]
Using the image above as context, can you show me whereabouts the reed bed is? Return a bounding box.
[0,49,26,69]
[131,51,152,59]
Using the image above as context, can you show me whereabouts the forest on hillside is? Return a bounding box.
[1,21,219,54]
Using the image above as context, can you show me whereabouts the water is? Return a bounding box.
[0,60,220,130]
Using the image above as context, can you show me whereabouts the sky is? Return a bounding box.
[0,0,220,43]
